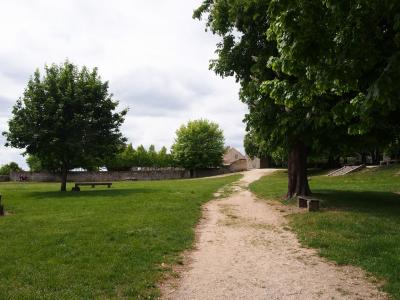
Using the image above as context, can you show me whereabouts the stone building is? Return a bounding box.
[223,147,246,165]
[223,147,261,171]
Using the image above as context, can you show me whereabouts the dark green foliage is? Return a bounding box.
[0,175,241,299]
[0,162,22,175]
[3,61,127,190]
[244,131,285,166]
[105,144,174,171]
[386,138,400,159]
[195,0,400,195]
[26,155,43,172]
[171,119,225,172]
[157,146,174,168]
[264,0,400,143]
[250,166,400,299]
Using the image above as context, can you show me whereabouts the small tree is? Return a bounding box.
[105,144,135,171]
[136,145,150,167]
[158,146,173,168]
[0,162,22,175]
[3,61,127,191]
[26,155,43,172]
[148,145,157,168]
[172,119,225,177]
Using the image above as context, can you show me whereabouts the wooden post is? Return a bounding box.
[0,194,4,216]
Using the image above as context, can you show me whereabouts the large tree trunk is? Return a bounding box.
[60,167,68,192]
[326,155,341,169]
[287,141,311,199]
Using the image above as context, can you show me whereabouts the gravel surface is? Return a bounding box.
[161,169,387,300]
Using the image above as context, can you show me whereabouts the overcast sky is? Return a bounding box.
[0,0,247,169]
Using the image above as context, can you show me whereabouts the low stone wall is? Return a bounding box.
[10,169,189,182]
[193,168,231,178]
[10,167,234,183]
[0,175,10,182]
[228,159,248,172]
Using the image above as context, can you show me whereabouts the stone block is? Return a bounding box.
[308,199,320,212]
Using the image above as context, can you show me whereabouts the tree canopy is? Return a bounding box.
[0,162,22,176]
[172,119,225,176]
[3,61,127,191]
[195,0,400,197]
[26,155,43,172]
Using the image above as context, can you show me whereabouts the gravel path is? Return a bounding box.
[161,169,386,300]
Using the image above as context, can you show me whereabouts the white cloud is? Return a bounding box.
[0,0,248,169]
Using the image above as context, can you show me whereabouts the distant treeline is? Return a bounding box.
[26,144,175,172]
[105,144,174,171]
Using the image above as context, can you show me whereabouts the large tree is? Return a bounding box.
[171,119,225,177]
[195,0,400,197]
[194,0,326,196]
[3,61,127,191]
[264,0,400,150]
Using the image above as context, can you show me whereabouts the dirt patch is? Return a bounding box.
[160,169,387,300]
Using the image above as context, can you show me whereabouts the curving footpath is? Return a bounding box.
[161,169,386,300]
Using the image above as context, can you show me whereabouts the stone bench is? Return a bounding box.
[298,196,320,212]
[72,182,112,192]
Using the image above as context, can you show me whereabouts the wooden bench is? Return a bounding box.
[124,177,138,181]
[298,196,320,212]
[72,182,112,192]
[380,160,399,166]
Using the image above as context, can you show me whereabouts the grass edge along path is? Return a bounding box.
[0,174,241,299]
[249,166,400,299]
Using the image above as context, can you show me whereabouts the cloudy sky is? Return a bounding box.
[0,0,247,169]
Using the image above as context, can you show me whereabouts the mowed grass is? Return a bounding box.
[250,166,400,299]
[0,175,240,299]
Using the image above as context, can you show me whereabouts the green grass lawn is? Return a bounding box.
[0,175,240,299]
[250,165,400,299]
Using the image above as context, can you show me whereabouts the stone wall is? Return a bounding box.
[247,157,260,169]
[0,175,10,182]
[9,167,234,183]
[228,159,248,172]
[10,169,189,182]
[193,168,231,178]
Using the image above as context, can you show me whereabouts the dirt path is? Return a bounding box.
[161,169,386,300]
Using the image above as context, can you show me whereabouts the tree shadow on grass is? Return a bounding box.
[314,190,400,216]
[29,188,162,200]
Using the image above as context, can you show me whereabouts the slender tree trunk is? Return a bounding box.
[287,141,311,199]
[326,155,340,169]
[371,149,381,165]
[361,153,367,165]
[60,166,68,192]
[260,155,273,168]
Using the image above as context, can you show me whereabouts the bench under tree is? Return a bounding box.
[72,182,112,192]
[298,195,320,211]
